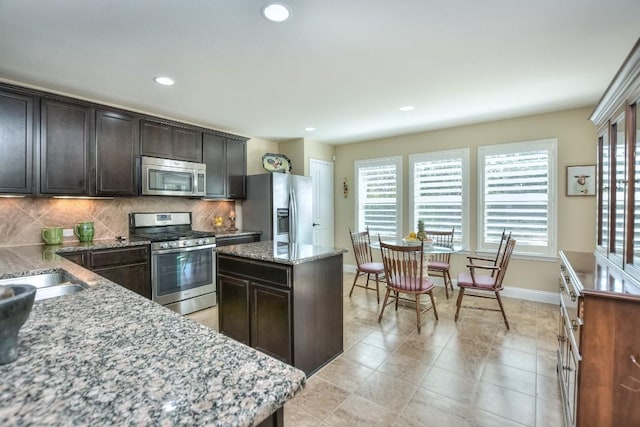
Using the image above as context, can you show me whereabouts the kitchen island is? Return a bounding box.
[0,244,305,426]
[216,241,347,375]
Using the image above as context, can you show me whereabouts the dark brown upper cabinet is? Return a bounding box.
[0,90,33,194]
[39,99,92,195]
[141,119,202,163]
[96,110,140,196]
[202,133,247,199]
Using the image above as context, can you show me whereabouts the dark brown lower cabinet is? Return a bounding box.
[217,253,343,375]
[60,245,151,299]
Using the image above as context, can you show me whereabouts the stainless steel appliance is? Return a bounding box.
[141,156,206,197]
[129,212,216,315]
[243,173,313,244]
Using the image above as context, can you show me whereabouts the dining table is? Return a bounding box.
[369,240,461,254]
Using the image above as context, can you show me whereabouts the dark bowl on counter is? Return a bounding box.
[0,284,37,365]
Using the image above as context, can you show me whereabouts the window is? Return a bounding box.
[478,139,557,258]
[354,157,402,239]
[409,149,469,248]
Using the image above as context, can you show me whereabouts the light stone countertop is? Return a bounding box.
[215,240,347,265]
[0,244,305,426]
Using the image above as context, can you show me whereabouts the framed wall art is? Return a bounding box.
[566,165,596,196]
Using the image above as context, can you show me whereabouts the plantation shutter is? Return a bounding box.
[413,156,463,243]
[479,139,556,257]
[356,157,401,238]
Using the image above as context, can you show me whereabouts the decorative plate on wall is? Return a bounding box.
[262,153,292,173]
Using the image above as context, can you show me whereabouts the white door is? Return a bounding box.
[310,158,334,247]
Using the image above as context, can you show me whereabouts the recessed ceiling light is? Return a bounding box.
[262,3,291,22]
[399,105,415,112]
[304,127,316,132]
[154,76,174,86]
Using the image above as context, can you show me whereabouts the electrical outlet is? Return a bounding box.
[63,228,74,237]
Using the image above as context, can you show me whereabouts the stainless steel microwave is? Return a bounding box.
[141,156,206,197]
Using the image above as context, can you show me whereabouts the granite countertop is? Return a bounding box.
[215,240,347,265]
[0,244,305,426]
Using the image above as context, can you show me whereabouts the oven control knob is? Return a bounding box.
[197,238,208,245]
[160,242,169,249]
[184,240,192,247]
[170,241,179,248]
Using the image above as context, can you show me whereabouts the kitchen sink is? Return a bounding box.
[0,272,88,301]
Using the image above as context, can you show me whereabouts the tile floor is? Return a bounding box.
[186,273,565,427]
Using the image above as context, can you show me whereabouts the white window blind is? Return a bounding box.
[409,149,469,248]
[355,157,402,239]
[478,139,557,257]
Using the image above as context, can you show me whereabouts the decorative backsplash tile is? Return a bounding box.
[0,197,234,247]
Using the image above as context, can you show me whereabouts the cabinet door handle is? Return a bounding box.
[631,355,640,370]
[570,291,577,302]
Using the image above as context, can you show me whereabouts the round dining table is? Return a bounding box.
[369,240,461,254]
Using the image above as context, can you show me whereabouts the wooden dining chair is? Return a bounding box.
[378,237,438,333]
[455,238,516,329]
[349,228,385,303]
[425,228,455,299]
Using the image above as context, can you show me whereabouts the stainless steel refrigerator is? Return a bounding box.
[243,173,313,244]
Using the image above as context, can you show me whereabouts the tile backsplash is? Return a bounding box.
[0,197,234,247]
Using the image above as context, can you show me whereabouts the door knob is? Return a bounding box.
[313,223,320,226]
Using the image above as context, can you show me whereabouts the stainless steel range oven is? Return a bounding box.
[129,212,216,315]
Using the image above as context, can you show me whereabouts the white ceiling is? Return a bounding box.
[0,1,638,145]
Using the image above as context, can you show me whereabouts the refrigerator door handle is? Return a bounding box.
[289,187,297,243]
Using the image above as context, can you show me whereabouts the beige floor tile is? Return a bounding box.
[445,335,493,359]
[536,396,565,427]
[184,307,218,330]
[375,352,431,385]
[434,348,488,381]
[468,408,527,427]
[536,348,559,378]
[536,373,561,402]
[360,329,406,351]
[421,365,479,405]
[354,370,418,412]
[402,387,472,426]
[475,381,536,426]
[393,339,445,366]
[487,346,537,373]
[316,356,375,393]
[493,329,537,354]
[342,341,392,370]
[481,361,537,396]
[323,394,399,427]
[283,403,322,427]
[288,376,350,421]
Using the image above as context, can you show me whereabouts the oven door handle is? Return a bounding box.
[152,244,217,255]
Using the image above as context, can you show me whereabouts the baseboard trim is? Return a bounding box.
[343,264,559,305]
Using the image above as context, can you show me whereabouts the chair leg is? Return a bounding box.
[495,291,510,330]
[454,288,465,321]
[365,273,370,290]
[415,293,421,333]
[394,291,399,311]
[349,271,362,297]
[374,274,380,304]
[429,291,438,321]
[443,272,450,300]
[378,288,391,323]
[444,270,454,297]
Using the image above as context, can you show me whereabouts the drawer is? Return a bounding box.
[90,246,149,269]
[218,255,291,288]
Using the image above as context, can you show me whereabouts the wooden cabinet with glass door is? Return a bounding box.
[591,37,640,281]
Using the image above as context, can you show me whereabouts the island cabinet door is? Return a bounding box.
[250,283,292,364]
[218,274,250,345]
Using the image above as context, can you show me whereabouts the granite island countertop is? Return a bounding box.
[215,240,347,265]
[0,244,305,426]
